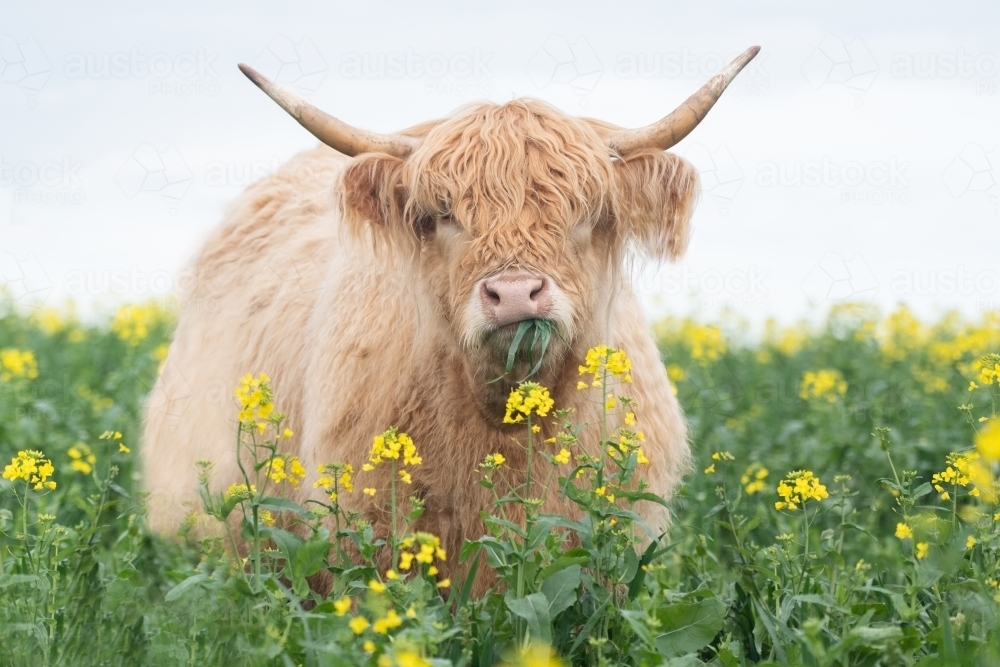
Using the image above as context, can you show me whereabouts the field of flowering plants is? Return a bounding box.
[1,298,999,667]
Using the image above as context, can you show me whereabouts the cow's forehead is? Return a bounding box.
[406,99,614,232]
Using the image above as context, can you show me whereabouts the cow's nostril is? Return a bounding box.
[529,280,545,300]
[483,283,501,305]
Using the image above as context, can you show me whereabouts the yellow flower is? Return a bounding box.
[372,609,402,634]
[553,448,570,465]
[915,542,929,560]
[775,470,828,510]
[0,349,39,381]
[594,486,606,497]
[363,640,375,652]
[3,450,57,490]
[503,382,555,424]
[579,346,632,384]
[118,443,130,453]
[348,617,370,634]
[259,509,275,527]
[967,535,977,549]
[111,303,171,346]
[895,523,913,540]
[704,464,715,474]
[636,448,649,465]
[364,487,377,496]
[283,428,294,439]
[233,373,276,431]
[399,469,413,484]
[369,579,386,593]
[605,395,616,411]
[386,569,400,580]
[368,428,421,467]
[437,578,451,588]
[741,463,769,495]
[624,411,636,426]
[333,597,351,615]
[68,443,97,475]
[800,369,848,403]
[977,418,1000,461]
[224,483,255,500]
[576,381,588,390]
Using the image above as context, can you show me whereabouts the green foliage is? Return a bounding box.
[1,300,1000,666]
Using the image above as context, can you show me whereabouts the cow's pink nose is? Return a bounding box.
[481,271,550,326]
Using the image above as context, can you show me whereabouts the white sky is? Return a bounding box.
[1,0,998,326]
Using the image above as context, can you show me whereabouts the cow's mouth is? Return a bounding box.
[481,318,563,381]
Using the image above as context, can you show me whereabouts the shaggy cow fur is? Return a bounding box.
[142,99,697,590]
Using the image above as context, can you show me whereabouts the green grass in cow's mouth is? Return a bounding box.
[488,318,563,383]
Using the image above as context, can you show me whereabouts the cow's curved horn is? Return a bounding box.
[238,63,419,158]
[606,46,761,155]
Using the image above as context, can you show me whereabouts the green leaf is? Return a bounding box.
[538,549,591,580]
[291,539,332,580]
[0,574,40,589]
[653,597,727,658]
[505,591,553,644]
[539,564,580,618]
[164,573,209,602]
[257,496,308,516]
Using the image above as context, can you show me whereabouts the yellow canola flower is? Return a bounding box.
[234,373,276,431]
[372,609,402,634]
[348,616,370,634]
[111,302,172,346]
[369,428,421,466]
[578,345,633,385]
[503,382,555,424]
[333,598,351,615]
[741,463,769,495]
[267,455,306,487]
[224,483,256,500]
[553,448,570,465]
[2,450,57,490]
[68,443,97,475]
[895,523,913,540]
[774,470,828,511]
[0,349,39,382]
[916,542,929,559]
[800,369,848,403]
[977,417,1000,461]
[967,535,977,549]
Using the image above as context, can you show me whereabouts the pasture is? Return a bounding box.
[1,299,999,666]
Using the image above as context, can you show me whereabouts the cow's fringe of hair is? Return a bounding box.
[336,99,699,279]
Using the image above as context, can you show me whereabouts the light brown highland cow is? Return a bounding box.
[142,46,760,588]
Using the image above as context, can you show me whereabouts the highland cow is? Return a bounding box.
[141,46,760,587]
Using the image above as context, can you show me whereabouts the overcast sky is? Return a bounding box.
[2,0,998,326]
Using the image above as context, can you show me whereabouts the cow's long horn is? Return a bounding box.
[606,46,761,155]
[238,63,418,158]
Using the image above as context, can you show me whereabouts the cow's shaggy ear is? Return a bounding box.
[339,153,409,240]
[612,151,699,261]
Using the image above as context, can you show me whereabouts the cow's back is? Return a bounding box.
[142,146,351,531]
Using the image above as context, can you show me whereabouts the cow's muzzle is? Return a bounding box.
[480,270,552,328]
